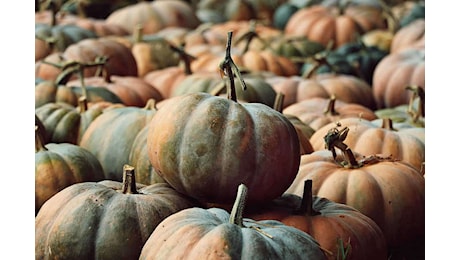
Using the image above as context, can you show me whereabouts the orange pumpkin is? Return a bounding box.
[390,18,425,54]
[285,5,386,49]
[247,180,388,260]
[285,148,425,248]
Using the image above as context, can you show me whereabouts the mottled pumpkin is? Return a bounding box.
[139,184,327,259]
[247,180,388,260]
[36,165,200,260]
[80,100,158,181]
[285,149,425,247]
[147,90,300,204]
[35,126,104,214]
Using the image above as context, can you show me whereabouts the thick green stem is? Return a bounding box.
[229,184,248,227]
[121,165,138,194]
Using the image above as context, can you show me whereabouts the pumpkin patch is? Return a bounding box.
[34,1,426,259]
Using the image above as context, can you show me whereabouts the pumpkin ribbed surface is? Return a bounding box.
[147,92,300,204]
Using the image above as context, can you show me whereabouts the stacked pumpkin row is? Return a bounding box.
[35,0,425,259]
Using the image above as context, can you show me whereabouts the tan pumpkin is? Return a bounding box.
[390,18,425,54]
[283,96,377,131]
[285,145,425,248]
[106,0,200,35]
[247,180,388,260]
[266,73,377,110]
[143,66,190,100]
[310,117,425,172]
[372,48,424,109]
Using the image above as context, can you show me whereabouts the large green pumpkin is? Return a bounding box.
[35,165,200,260]
[147,91,300,204]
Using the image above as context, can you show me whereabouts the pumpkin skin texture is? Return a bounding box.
[139,184,327,260]
[372,48,425,109]
[35,129,105,215]
[283,96,377,131]
[285,5,385,49]
[147,92,300,205]
[247,182,387,260]
[80,100,157,181]
[285,150,425,248]
[35,167,200,260]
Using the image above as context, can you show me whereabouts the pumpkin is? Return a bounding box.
[35,124,105,214]
[390,18,425,54]
[36,165,200,260]
[283,96,377,131]
[106,0,200,35]
[147,32,300,204]
[247,180,388,260]
[35,79,124,108]
[35,98,110,145]
[310,117,425,171]
[266,73,376,110]
[171,71,277,107]
[143,66,190,99]
[372,47,425,109]
[286,127,425,247]
[65,74,164,108]
[195,0,256,23]
[35,23,97,61]
[129,125,166,185]
[80,99,158,181]
[139,184,328,259]
[285,4,386,49]
[300,40,388,85]
[35,38,138,82]
[374,85,425,127]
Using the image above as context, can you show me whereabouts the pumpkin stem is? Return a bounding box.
[324,123,359,167]
[78,96,88,113]
[377,0,400,33]
[229,184,248,227]
[35,125,48,152]
[234,20,272,54]
[143,98,158,110]
[301,42,337,79]
[294,180,320,216]
[168,42,195,75]
[324,95,339,115]
[273,92,285,113]
[121,165,138,194]
[219,31,247,102]
[405,85,425,122]
[133,24,144,43]
[379,117,396,131]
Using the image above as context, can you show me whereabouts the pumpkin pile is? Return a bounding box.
[35,0,425,259]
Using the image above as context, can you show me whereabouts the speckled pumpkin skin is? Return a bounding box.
[147,92,300,204]
[35,182,199,260]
